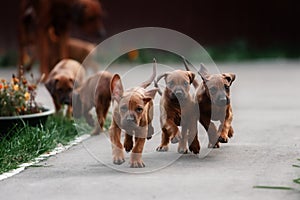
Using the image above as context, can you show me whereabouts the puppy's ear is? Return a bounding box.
[110,74,124,102]
[143,88,159,104]
[186,71,195,84]
[199,63,209,82]
[222,73,236,86]
[45,78,58,96]
[156,72,170,84]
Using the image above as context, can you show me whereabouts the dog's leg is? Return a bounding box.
[124,133,133,152]
[188,132,200,154]
[200,115,220,148]
[53,99,61,113]
[228,126,234,138]
[109,123,125,165]
[156,119,180,151]
[130,136,146,168]
[94,108,105,135]
[147,123,154,140]
[156,127,170,152]
[187,120,200,154]
[84,111,94,127]
[66,105,72,118]
[218,106,233,143]
[178,126,188,154]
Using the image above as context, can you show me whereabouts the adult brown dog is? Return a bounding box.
[73,71,112,135]
[18,0,104,79]
[155,67,200,154]
[109,60,158,168]
[184,59,236,148]
[45,59,86,117]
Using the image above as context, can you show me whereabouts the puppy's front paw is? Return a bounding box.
[156,145,169,152]
[218,136,228,143]
[130,154,145,168]
[189,141,200,154]
[177,147,188,154]
[171,132,182,144]
[113,156,125,165]
[130,159,145,168]
[113,151,125,165]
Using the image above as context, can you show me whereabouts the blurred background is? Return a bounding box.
[0,0,299,66]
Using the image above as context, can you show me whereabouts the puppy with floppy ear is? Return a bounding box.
[45,59,85,117]
[72,71,112,135]
[155,63,200,154]
[184,58,236,148]
[109,59,158,168]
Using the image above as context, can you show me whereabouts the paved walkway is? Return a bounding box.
[0,60,299,200]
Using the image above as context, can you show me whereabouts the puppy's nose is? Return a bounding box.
[126,114,135,122]
[218,96,227,106]
[174,90,184,99]
[62,98,71,105]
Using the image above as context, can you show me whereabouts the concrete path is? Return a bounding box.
[0,60,300,200]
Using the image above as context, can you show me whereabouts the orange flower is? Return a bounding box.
[24,92,30,101]
[22,78,27,85]
[0,83,2,89]
[13,84,19,91]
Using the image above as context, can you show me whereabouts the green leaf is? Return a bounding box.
[253,186,294,190]
[293,178,300,184]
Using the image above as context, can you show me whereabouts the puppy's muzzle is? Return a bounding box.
[122,114,137,128]
[216,96,230,106]
[172,89,186,100]
[60,97,71,105]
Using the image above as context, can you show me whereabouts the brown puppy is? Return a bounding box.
[18,0,105,78]
[73,71,112,135]
[68,38,95,64]
[109,60,158,168]
[45,59,86,117]
[184,59,236,148]
[155,68,200,154]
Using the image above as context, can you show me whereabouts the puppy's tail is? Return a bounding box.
[140,58,157,89]
[182,56,199,88]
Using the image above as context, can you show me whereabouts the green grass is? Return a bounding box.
[253,159,300,191]
[0,115,96,174]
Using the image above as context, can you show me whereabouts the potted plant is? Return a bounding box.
[0,67,54,136]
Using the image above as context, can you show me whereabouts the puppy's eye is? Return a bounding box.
[209,87,217,95]
[136,107,143,113]
[167,81,174,88]
[183,81,189,87]
[120,105,128,113]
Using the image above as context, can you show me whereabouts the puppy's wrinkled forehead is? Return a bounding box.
[166,70,190,84]
[206,74,230,88]
[56,76,73,89]
[120,89,145,107]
